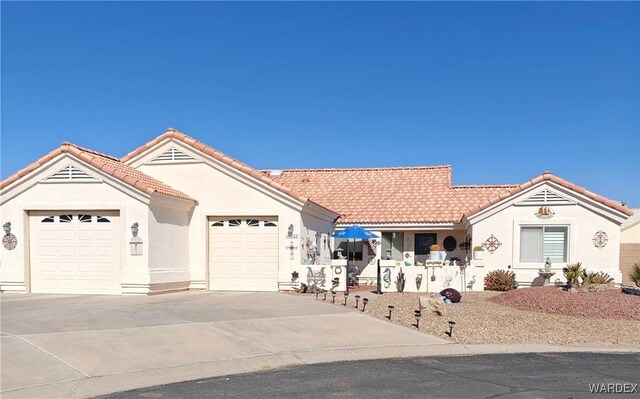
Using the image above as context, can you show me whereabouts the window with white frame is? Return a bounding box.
[520,226,568,263]
[381,232,404,261]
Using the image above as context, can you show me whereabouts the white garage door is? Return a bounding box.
[29,211,122,295]
[208,217,279,291]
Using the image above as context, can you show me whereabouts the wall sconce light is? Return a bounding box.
[361,298,369,312]
[129,222,142,256]
[387,305,395,320]
[3,222,11,235]
[287,224,294,238]
[131,222,139,237]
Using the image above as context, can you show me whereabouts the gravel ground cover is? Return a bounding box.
[298,287,640,347]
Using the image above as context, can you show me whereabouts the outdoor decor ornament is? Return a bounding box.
[383,268,391,288]
[482,234,502,254]
[2,222,17,250]
[535,206,555,219]
[592,231,608,248]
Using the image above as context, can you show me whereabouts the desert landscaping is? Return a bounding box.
[298,286,640,347]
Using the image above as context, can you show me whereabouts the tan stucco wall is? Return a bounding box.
[621,222,640,244]
[0,156,151,293]
[147,200,192,288]
[470,186,623,286]
[135,142,336,290]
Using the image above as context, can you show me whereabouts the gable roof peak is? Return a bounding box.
[462,171,633,219]
[1,141,196,203]
[120,128,337,214]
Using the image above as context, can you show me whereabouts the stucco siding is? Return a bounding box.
[137,157,321,290]
[0,156,151,293]
[471,201,622,286]
[621,222,640,244]
[147,201,191,290]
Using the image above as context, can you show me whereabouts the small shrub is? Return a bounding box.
[563,262,584,287]
[630,261,640,288]
[484,269,516,291]
[582,272,613,285]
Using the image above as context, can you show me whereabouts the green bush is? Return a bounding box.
[630,262,640,288]
[484,269,516,291]
[586,271,614,285]
[563,262,584,287]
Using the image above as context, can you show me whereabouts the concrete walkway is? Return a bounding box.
[1,291,638,398]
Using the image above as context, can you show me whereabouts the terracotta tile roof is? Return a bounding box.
[462,172,634,218]
[121,128,335,213]
[269,166,517,224]
[0,142,196,203]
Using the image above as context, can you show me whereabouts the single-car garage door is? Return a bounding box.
[208,217,279,291]
[29,211,122,295]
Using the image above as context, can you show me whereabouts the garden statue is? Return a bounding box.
[544,257,552,273]
[539,257,555,286]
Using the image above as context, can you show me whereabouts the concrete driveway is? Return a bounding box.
[1,291,451,398]
[3,291,638,399]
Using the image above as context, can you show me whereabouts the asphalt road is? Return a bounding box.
[99,352,640,399]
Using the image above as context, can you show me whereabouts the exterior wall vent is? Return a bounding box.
[519,188,574,206]
[45,165,97,182]
[151,147,195,162]
[269,170,283,176]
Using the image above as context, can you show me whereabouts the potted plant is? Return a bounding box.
[473,245,484,260]
[430,244,441,260]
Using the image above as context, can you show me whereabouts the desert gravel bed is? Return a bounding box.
[302,289,640,347]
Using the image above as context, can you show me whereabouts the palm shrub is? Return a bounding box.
[630,261,640,288]
[563,262,584,288]
[581,271,613,288]
[484,269,516,291]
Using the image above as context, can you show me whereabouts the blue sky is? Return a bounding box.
[2,2,639,207]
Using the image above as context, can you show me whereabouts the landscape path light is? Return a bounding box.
[447,321,456,337]
[331,291,336,304]
[361,298,369,312]
[387,305,395,320]
[343,292,349,306]
[414,310,422,329]
[354,295,361,308]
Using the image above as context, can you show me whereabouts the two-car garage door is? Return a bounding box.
[29,211,122,295]
[208,217,279,291]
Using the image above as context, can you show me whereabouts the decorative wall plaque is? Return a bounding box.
[482,234,502,254]
[2,234,17,250]
[535,206,555,219]
[592,231,608,248]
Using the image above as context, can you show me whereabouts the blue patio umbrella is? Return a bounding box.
[331,225,379,293]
